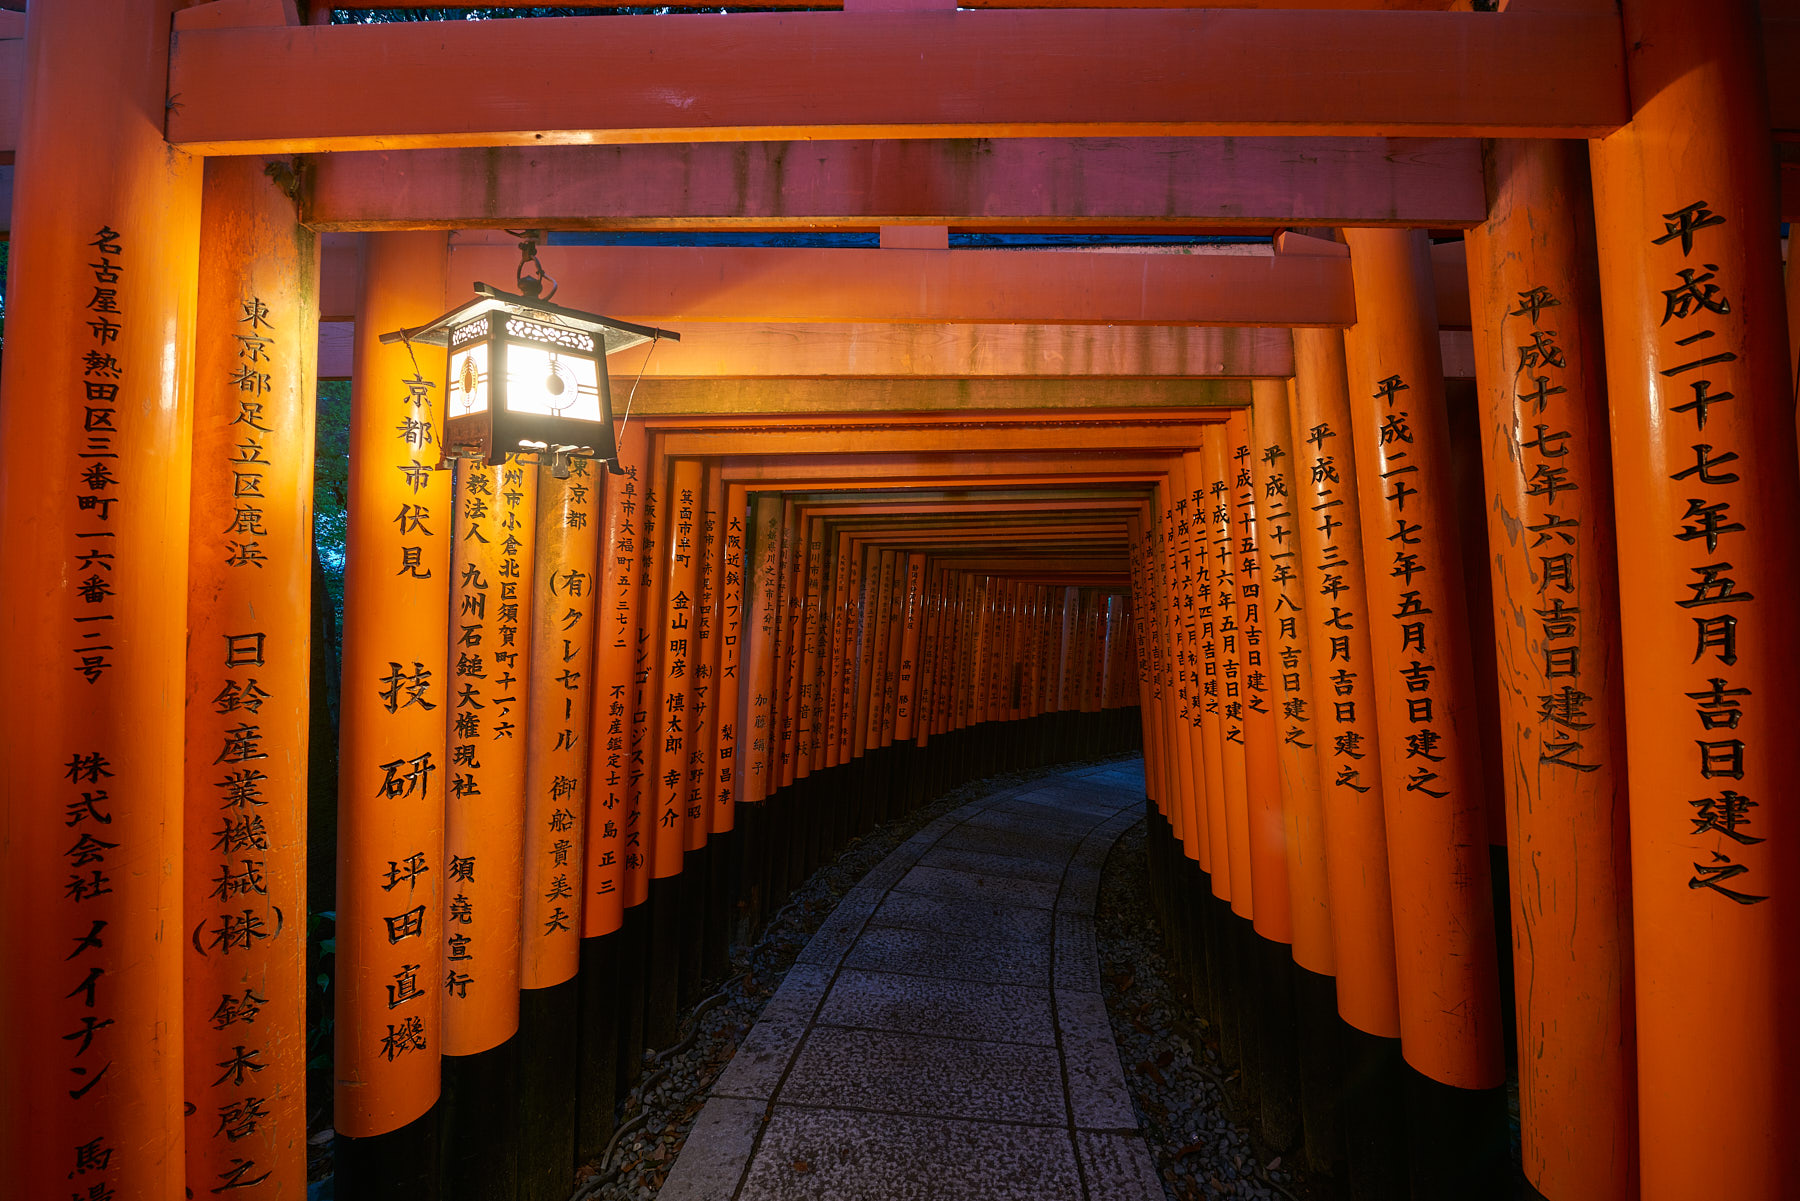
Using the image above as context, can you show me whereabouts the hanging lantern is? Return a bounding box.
[379,234,677,476]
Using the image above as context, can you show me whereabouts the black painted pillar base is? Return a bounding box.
[1340,1024,1410,1201]
[1404,1068,1508,1200]
[644,874,683,1049]
[615,901,649,1098]
[1208,895,1241,1072]
[336,1103,442,1201]
[1229,913,1265,1122]
[1293,967,1348,1186]
[735,802,766,944]
[765,784,790,910]
[704,828,735,982]
[1256,936,1304,1156]
[441,1040,518,1201]
[575,933,620,1163]
[677,845,708,1009]
[516,978,579,1201]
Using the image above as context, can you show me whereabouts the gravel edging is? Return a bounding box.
[573,757,1139,1201]
[1095,819,1317,1201]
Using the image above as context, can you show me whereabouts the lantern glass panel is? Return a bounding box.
[448,340,490,417]
[505,342,603,423]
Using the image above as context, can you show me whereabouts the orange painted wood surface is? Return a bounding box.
[166,10,1629,153]
[1289,327,1401,1039]
[336,231,451,1136]
[520,464,600,988]
[740,496,784,805]
[1464,137,1636,1200]
[1343,226,1502,1089]
[1250,381,1335,977]
[0,2,202,1191]
[1590,0,1800,1190]
[183,155,315,1198]
[711,482,747,833]
[1230,406,1291,942]
[447,243,1354,328]
[445,459,533,1047]
[303,137,1487,232]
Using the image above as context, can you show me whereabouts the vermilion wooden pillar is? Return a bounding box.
[513,460,599,1194]
[183,156,316,1200]
[522,463,598,989]
[1249,381,1333,978]
[712,477,747,836]
[1185,451,1231,897]
[1156,478,1197,866]
[611,422,653,912]
[796,515,825,780]
[587,453,638,935]
[1590,1,1800,1192]
[1292,324,1414,1195]
[1344,227,1505,1092]
[0,5,201,1197]
[1465,138,1637,1201]
[742,495,783,807]
[1204,435,1254,920]
[336,232,452,1186]
[445,460,534,1047]
[1230,407,1291,944]
[775,501,802,793]
[440,457,534,1198]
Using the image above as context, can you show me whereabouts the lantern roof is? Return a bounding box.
[377,281,680,355]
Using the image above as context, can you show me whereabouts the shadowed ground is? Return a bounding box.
[660,759,1159,1201]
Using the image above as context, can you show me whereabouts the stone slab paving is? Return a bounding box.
[663,758,1159,1201]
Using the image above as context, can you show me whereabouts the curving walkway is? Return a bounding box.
[661,759,1160,1201]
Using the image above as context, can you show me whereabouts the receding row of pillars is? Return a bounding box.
[3,1,1800,1199]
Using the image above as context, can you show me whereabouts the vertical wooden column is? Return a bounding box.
[520,462,597,988]
[1343,228,1504,1092]
[1465,138,1637,1201]
[691,467,725,851]
[444,460,533,1041]
[825,529,854,771]
[1182,455,1225,888]
[883,554,908,745]
[666,463,710,1003]
[1231,408,1291,943]
[795,516,823,781]
[1290,329,1402,1035]
[182,156,316,1201]
[646,455,691,881]
[1205,436,1254,920]
[1590,0,1800,1191]
[665,463,708,856]
[1164,471,1204,869]
[439,456,532,1195]
[741,495,784,808]
[775,501,802,794]
[712,476,747,837]
[335,232,452,1181]
[516,457,598,1188]
[897,553,925,742]
[1249,383,1333,979]
[1291,326,1409,1193]
[1343,227,1505,1189]
[0,4,201,1196]
[614,424,654,911]
[1130,509,1167,822]
[588,453,641,935]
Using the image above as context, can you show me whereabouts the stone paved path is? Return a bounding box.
[662,758,1161,1201]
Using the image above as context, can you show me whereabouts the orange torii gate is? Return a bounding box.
[1,3,1797,1201]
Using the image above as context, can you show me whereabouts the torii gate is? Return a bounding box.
[0,3,1795,1201]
